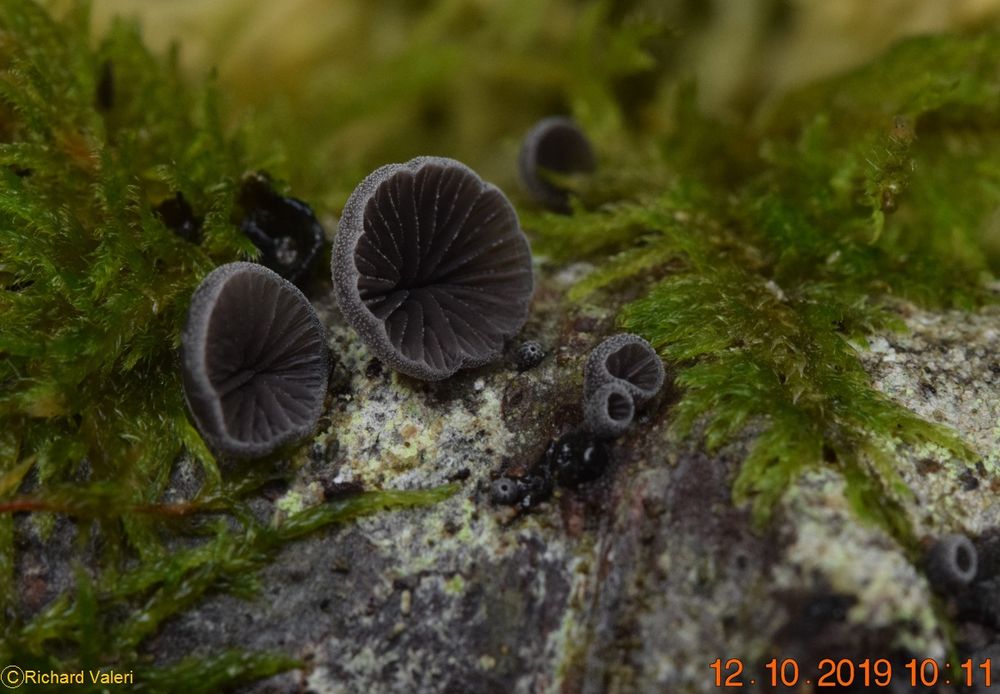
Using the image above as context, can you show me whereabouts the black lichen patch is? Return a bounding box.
[238,172,326,285]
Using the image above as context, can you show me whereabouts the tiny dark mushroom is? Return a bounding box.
[925,533,977,591]
[333,156,533,380]
[584,333,665,406]
[490,477,525,506]
[518,116,596,211]
[181,262,330,458]
[542,431,611,487]
[584,381,635,439]
[514,340,545,372]
[239,172,326,285]
[517,472,554,508]
[156,192,202,244]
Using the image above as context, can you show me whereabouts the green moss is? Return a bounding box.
[542,33,1000,542]
[0,1,462,688]
[1,484,457,692]
[0,0,252,547]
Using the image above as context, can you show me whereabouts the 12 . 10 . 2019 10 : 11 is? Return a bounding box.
[710,656,993,688]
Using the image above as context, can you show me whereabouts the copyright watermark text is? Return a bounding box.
[2,665,134,688]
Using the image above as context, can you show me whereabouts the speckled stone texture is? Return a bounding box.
[136,282,1000,693]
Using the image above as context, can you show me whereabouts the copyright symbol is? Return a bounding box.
[1,666,22,689]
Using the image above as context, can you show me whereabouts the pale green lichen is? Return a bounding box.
[773,468,945,658]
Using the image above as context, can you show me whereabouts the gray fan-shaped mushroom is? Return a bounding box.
[333,156,534,380]
[518,116,596,211]
[181,262,330,458]
[584,381,635,439]
[584,333,664,405]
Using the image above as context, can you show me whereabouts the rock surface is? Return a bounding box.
[140,274,1000,693]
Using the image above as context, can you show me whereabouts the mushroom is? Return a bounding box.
[238,172,326,286]
[181,262,330,458]
[584,381,635,439]
[333,156,533,380]
[584,333,665,406]
[490,477,525,506]
[518,116,596,211]
[925,533,978,591]
[514,340,546,372]
[542,431,611,487]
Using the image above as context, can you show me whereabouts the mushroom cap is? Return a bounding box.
[518,116,596,211]
[333,156,534,380]
[584,381,635,439]
[514,340,546,372]
[925,533,978,591]
[584,333,664,406]
[181,262,330,458]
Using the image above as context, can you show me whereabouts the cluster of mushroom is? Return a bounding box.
[582,334,665,439]
[179,116,616,465]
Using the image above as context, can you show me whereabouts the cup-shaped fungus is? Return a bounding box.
[584,381,635,439]
[333,157,533,380]
[584,333,665,406]
[181,262,330,458]
[925,533,978,591]
[518,116,596,211]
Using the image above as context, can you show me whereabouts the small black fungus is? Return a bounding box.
[155,192,202,244]
[518,116,596,211]
[491,477,525,506]
[333,156,534,380]
[542,431,611,487]
[239,172,325,285]
[518,472,554,508]
[584,333,665,406]
[584,381,635,439]
[514,340,546,371]
[925,533,977,591]
[181,262,330,458]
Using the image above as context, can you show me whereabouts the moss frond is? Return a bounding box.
[550,32,1000,539]
[0,1,462,688]
[0,0,251,533]
[1,484,456,691]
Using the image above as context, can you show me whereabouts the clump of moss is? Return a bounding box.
[0,0,251,543]
[0,2,458,688]
[532,33,1000,543]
